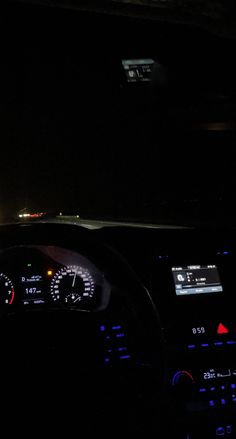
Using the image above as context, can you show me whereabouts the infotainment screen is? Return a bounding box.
[172,265,223,296]
[122,59,154,83]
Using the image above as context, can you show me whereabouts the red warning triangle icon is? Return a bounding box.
[217,323,229,334]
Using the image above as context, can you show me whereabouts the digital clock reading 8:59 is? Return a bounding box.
[192,327,206,335]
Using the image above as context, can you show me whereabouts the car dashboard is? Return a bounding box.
[0,221,235,437]
[99,223,236,438]
[0,245,110,310]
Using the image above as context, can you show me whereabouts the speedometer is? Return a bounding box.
[50,265,95,305]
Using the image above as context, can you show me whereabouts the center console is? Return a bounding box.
[152,248,236,438]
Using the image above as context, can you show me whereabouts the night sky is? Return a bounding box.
[0,2,236,223]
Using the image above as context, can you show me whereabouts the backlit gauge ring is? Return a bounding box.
[0,273,15,305]
[50,265,95,305]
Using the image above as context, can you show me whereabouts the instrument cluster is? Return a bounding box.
[0,245,110,311]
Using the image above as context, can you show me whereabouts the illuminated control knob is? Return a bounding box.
[172,371,195,396]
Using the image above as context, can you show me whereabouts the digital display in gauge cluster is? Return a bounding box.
[21,273,45,306]
[0,246,110,311]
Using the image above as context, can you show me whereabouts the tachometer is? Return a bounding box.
[50,265,95,306]
[0,273,15,305]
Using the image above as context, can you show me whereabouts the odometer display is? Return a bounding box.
[50,265,95,306]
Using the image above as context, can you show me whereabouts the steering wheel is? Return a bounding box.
[0,222,164,433]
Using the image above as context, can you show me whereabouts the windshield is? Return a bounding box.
[1,1,236,226]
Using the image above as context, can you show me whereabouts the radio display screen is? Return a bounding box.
[172,265,223,296]
[122,59,154,83]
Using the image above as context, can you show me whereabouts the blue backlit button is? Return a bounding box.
[221,385,226,390]
[111,325,122,331]
[187,344,196,349]
[215,426,225,436]
[221,398,227,406]
[119,355,131,360]
[226,425,232,435]
[231,383,236,389]
[232,395,236,403]
[210,387,216,391]
[199,388,207,393]
[209,400,215,407]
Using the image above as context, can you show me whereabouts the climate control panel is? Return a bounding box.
[165,319,236,437]
[171,367,236,411]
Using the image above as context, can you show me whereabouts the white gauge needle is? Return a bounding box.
[72,271,77,287]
